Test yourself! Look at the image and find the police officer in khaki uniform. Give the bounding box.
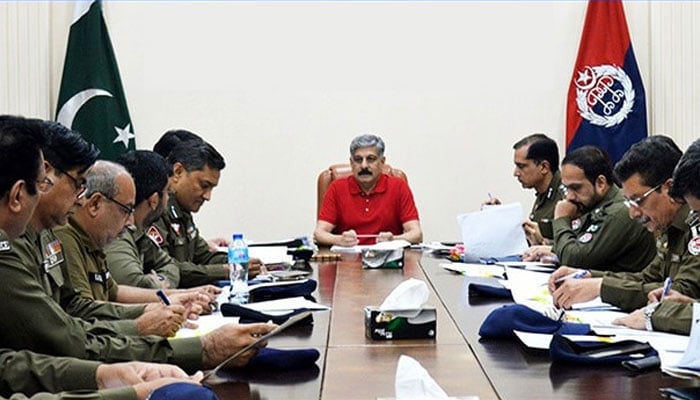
[0,116,201,399]
[525,146,656,272]
[614,137,700,334]
[56,162,211,335]
[485,134,564,245]
[548,137,700,314]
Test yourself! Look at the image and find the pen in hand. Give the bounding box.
[660,277,672,301]
[156,289,171,306]
[554,269,589,285]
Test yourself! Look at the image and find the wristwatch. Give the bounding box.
[644,302,660,331]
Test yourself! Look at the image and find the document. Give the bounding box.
[330,239,411,253]
[457,202,528,258]
[440,262,505,279]
[241,296,330,314]
[202,310,313,383]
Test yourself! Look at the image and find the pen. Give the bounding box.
[156,289,171,306]
[554,269,589,284]
[660,277,672,301]
[488,192,493,201]
[356,234,380,238]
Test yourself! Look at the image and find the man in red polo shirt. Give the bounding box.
[314,134,423,247]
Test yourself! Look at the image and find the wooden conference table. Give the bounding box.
[212,251,696,399]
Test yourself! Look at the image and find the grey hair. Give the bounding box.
[349,134,385,157]
[85,160,131,199]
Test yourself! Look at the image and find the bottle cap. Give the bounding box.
[232,233,243,240]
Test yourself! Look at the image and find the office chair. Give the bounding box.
[316,163,408,217]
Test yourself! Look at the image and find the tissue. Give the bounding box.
[395,355,449,400]
[365,279,437,340]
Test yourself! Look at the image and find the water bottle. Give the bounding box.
[228,233,249,304]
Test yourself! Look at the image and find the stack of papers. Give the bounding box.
[440,262,505,279]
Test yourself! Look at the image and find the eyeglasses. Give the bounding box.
[35,176,54,193]
[98,192,135,216]
[687,210,700,228]
[55,166,87,198]
[623,184,662,209]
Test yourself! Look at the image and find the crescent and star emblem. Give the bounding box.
[56,88,134,147]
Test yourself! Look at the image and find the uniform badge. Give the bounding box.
[147,226,164,246]
[688,237,700,256]
[587,224,600,233]
[43,240,64,269]
[187,225,197,239]
[170,223,181,236]
[0,241,9,252]
[578,233,593,243]
[571,218,582,230]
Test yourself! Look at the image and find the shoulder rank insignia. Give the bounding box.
[147,226,164,246]
[578,232,593,243]
[169,205,179,220]
[587,224,600,233]
[688,237,700,256]
[0,241,9,252]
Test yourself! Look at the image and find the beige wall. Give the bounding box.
[2,1,699,243]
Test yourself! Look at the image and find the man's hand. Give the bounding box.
[648,287,696,305]
[522,220,544,245]
[481,197,501,207]
[554,199,579,220]
[207,237,230,252]
[612,309,646,331]
[551,277,601,309]
[96,361,203,400]
[522,245,553,262]
[376,232,394,242]
[547,266,581,293]
[248,257,264,278]
[200,323,277,369]
[339,230,359,247]
[169,291,210,319]
[135,304,187,337]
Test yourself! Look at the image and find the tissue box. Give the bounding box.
[364,306,436,340]
[362,248,404,269]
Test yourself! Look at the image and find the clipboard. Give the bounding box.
[202,310,312,383]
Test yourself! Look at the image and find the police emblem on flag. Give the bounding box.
[574,65,635,128]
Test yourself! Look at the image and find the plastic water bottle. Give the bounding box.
[228,233,249,304]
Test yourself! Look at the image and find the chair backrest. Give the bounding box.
[316,163,408,217]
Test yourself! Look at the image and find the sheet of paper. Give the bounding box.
[497,261,556,272]
[456,202,528,258]
[330,239,411,254]
[675,303,700,369]
[241,296,330,314]
[440,262,505,279]
[174,314,239,339]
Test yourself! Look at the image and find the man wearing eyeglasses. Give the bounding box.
[55,161,214,338]
[523,146,655,272]
[547,136,700,315]
[314,134,423,246]
[612,137,700,334]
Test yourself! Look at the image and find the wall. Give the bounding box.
[3,1,699,244]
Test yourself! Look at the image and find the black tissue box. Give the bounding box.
[364,306,436,340]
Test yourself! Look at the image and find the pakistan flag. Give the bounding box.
[56,0,135,160]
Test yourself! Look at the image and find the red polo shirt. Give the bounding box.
[318,174,420,245]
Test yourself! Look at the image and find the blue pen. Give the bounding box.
[156,289,171,306]
[554,269,589,284]
[660,277,672,301]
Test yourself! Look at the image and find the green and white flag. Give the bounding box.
[56,0,135,160]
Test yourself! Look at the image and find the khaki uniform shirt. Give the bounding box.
[0,348,136,400]
[13,226,141,334]
[530,171,564,225]
[551,185,656,273]
[105,226,181,289]
[595,204,700,311]
[152,196,228,267]
[54,218,120,302]
[0,229,203,372]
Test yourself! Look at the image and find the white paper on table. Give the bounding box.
[503,266,552,313]
[456,202,528,258]
[440,262,505,279]
[497,261,556,272]
[675,303,700,369]
[174,314,239,339]
[241,296,330,315]
[570,298,619,311]
[331,239,411,254]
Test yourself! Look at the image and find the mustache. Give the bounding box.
[635,215,651,225]
[358,169,372,176]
